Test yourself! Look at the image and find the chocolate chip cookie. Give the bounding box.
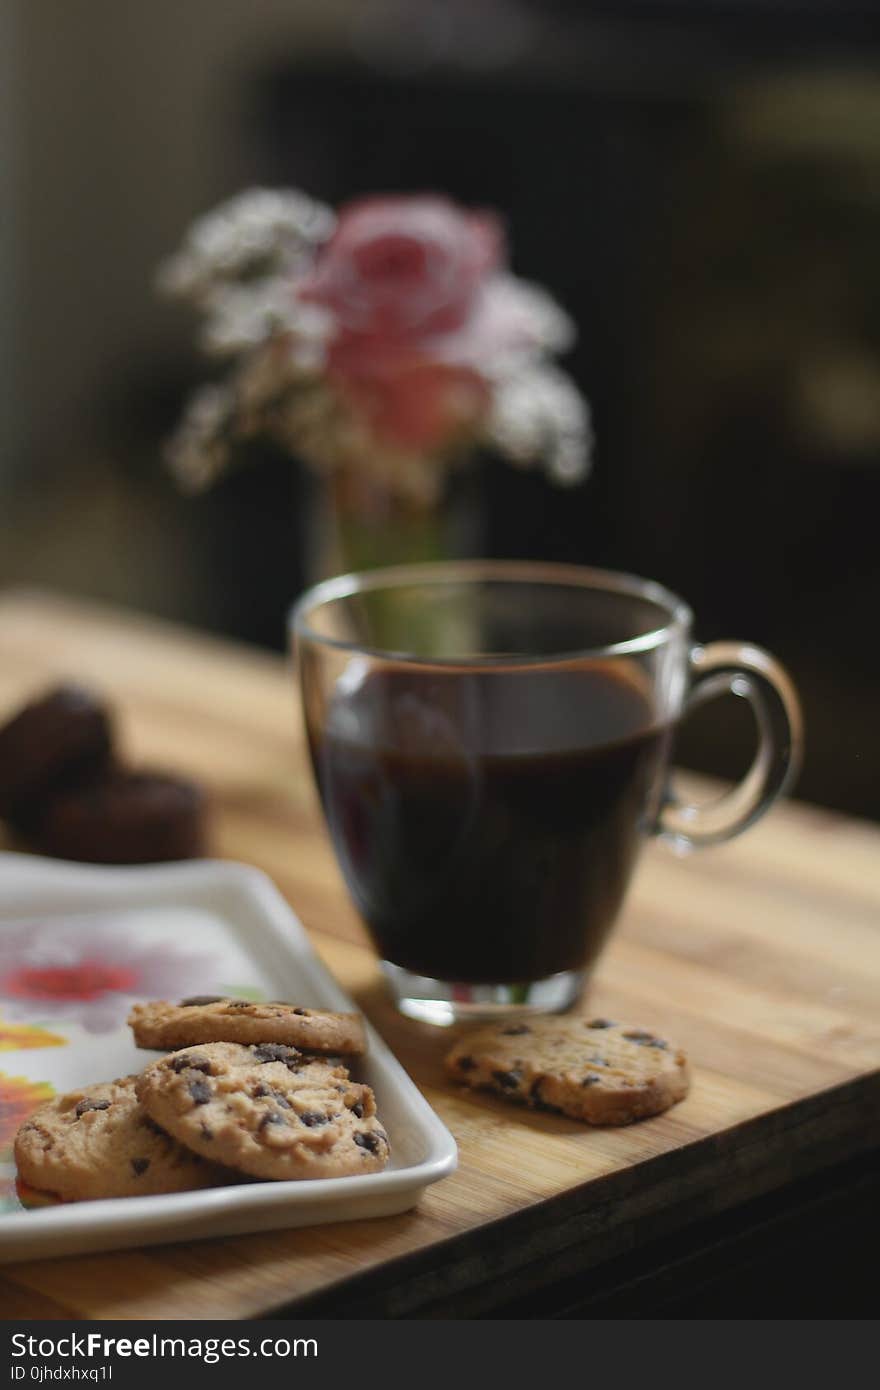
[129,998,366,1056]
[13,1076,233,1202]
[445,1016,689,1125]
[135,1042,390,1180]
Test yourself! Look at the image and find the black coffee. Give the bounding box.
[306,664,671,984]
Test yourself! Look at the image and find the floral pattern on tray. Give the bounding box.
[0,896,284,1221]
[1,1072,55,1160]
[0,920,215,1033]
[0,1015,66,1052]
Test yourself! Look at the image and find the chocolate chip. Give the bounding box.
[253,1043,301,1065]
[623,1029,665,1047]
[354,1131,381,1153]
[253,1083,290,1108]
[131,1157,150,1176]
[350,1102,364,1119]
[258,1111,286,1131]
[586,1018,614,1029]
[299,1111,329,1127]
[75,1098,110,1117]
[292,1008,309,1016]
[140,1115,166,1137]
[170,1053,212,1074]
[188,1079,212,1105]
[529,1079,561,1114]
[456,1055,476,1073]
[491,1069,522,1090]
[581,1074,601,1086]
[179,995,226,1006]
[500,1025,531,1036]
[227,1000,251,1009]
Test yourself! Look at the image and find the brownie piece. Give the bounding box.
[30,768,207,864]
[0,684,113,828]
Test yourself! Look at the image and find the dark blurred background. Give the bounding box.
[2,0,879,819]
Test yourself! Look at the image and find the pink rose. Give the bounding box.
[300,194,503,338]
[298,195,503,450]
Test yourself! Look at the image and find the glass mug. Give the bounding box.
[292,561,802,1024]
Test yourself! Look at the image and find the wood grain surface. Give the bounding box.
[0,588,877,1319]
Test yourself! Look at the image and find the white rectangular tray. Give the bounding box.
[0,852,457,1262]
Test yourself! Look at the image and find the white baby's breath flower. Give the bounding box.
[485,364,593,485]
[484,276,577,361]
[427,274,577,377]
[164,383,235,493]
[198,279,297,355]
[157,188,336,302]
[198,280,334,364]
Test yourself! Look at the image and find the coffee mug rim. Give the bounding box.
[290,559,693,667]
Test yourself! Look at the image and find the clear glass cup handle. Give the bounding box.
[656,641,804,852]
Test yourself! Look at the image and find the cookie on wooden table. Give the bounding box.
[13,1076,233,1202]
[129,997,367,1056]
[445,1016,689,1125]
[0,684,113,827]
[136,1042,389,1181]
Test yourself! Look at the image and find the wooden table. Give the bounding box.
[0,589,878,1319]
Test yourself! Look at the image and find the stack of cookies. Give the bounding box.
[14,997,389,1204]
